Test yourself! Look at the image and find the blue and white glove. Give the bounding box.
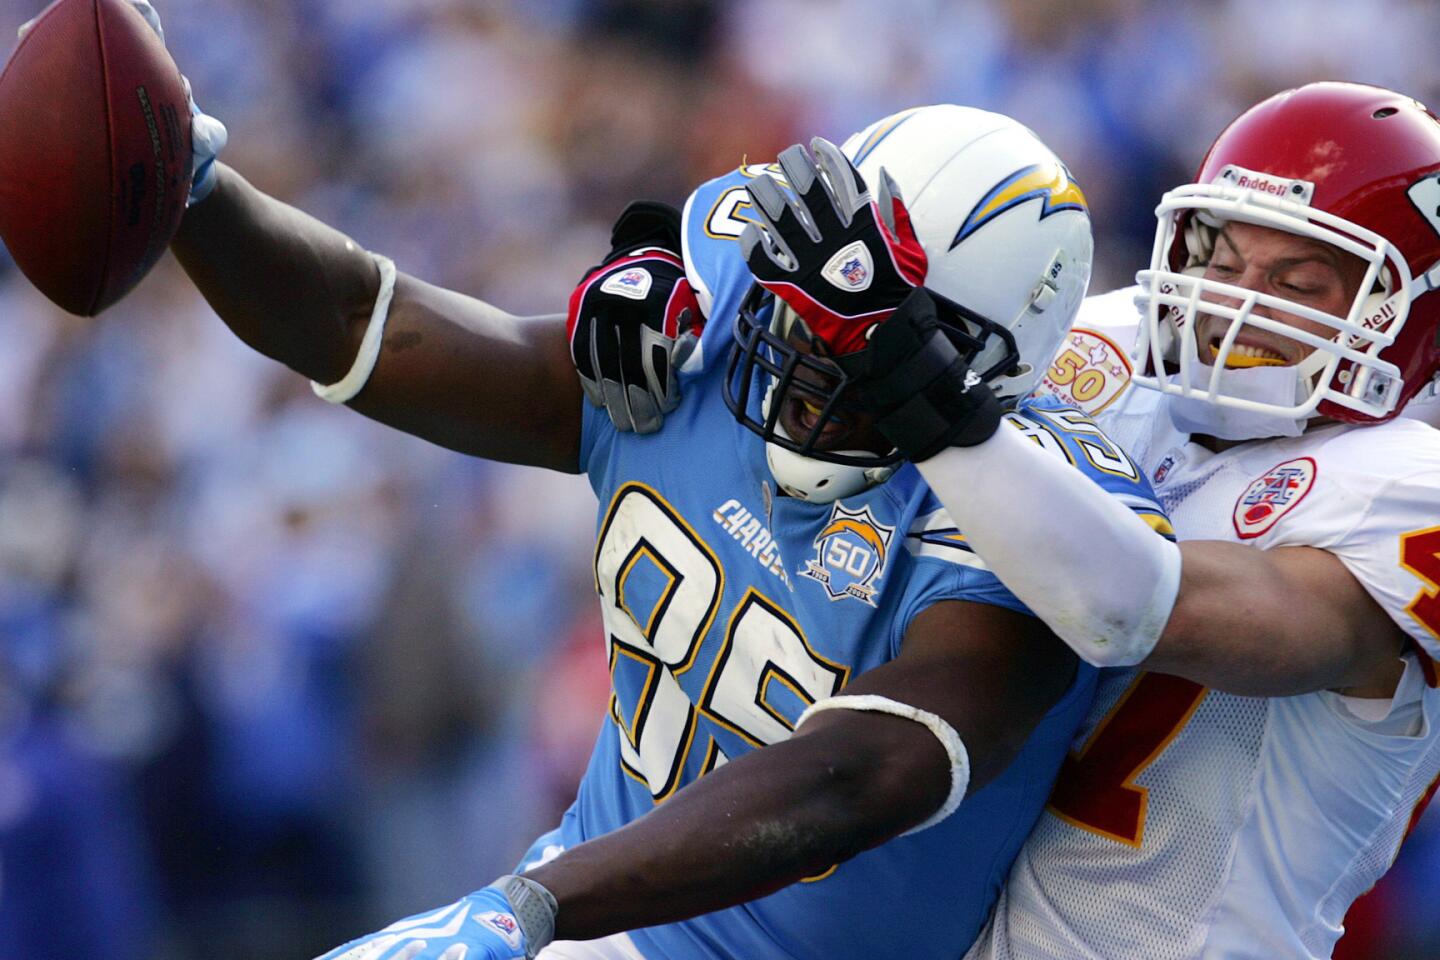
[316,876,558,960]
[20,1,229,205]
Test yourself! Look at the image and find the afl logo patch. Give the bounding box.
[1038,328,1132,415]
[601,268,653,300]
[1233,457,1316,540]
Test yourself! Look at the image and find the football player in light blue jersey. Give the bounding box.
[540,108,1171,960]
[143,3,1169,948]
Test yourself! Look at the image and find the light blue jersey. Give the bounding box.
[518,169,1173,960]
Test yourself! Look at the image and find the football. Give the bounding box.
[0,0,192,316]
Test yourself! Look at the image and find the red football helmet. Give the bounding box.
[1133,82,1440,428]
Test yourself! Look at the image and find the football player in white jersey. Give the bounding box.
[627,81,1440,958]
[856,82,1440,959]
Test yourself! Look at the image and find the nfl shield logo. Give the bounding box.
[822,241,875,292]
[839,257,868,287]
[477,911,523,950]
[1152,451,1181,486]
[1233,457,1317,539]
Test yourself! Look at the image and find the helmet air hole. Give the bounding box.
[1373,107,1398,119]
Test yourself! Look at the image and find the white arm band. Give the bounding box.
[311,254,398,405]
[916,421,1182,667]
[797,694,969,836]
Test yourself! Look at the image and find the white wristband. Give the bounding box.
[312,254,398,405]
[797,693,970,835]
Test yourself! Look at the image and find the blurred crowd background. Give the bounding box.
[1,0,1439,957]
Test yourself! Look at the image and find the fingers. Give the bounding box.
[592,320,633,431]
[809,137,869,227]
[590,319,680,434]
[744,138,872,282]
[875,167,905,237]
[636,322,681,423]
[625,386,663,435]
[773,144,827,241]
[600,378,634,433]
[875,166,928,286]
[187,94,230,205]
[573,317,608,408]
[669,310,700,379]
[577,372,606,410]
[742,176,803,275]
[319,933,401,960]
[594,318,644,433]
[618,311,675,434]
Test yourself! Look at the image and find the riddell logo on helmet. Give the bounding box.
[1235,175,1288,196]
[1214,165,1315,204]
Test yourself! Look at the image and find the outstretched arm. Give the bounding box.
[172,166,583,471]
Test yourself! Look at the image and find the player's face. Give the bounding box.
[1196,221,1369,367]
[778,323,891,456]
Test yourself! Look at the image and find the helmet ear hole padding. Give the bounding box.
[1182,214,1218,277]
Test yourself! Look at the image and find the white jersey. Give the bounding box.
[972,288,1440,960]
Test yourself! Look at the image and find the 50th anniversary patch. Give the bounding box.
[801,503,895,606]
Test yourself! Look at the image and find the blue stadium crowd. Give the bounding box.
[1,1,1438,957]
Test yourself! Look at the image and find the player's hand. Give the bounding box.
[568,201,702,435]
[315,877,556,960]
[741,137,927,355]
[18,1,229,205]
[834,287,1004,460]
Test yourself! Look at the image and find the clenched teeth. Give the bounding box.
[1210,342,1288,368]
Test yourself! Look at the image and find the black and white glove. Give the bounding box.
[740,137,927,355]
[835,288,1004,461]
[567,201,702,434]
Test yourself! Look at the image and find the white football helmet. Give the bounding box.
[725,104,1095,502]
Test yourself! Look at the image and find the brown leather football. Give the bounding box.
[0,0,192,315]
